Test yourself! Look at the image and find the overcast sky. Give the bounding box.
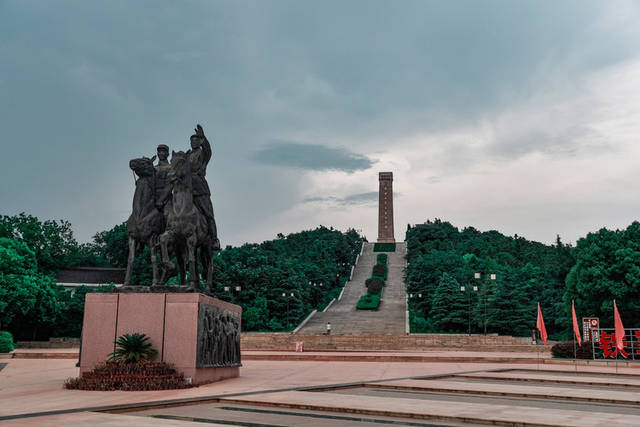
[2,1,640,246]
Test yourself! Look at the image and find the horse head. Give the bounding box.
[168,150,191,183]
[129,156,156,179]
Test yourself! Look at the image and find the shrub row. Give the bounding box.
[356,293,381,310]
[365,277,384,295]
[376,253,388,264]
[373,243,396,252]
[358,253,389,310]
[551,341,594,359]
[0,331,15,353]
[372,263,388,280]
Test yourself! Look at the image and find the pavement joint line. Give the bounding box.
[151,414,285,427]
[362,383,640,406]
[216,406,450,427]
[456,373,640,388]
[216,396,554,427]
[0,367,502,421]
[507,367,640,377]
[354,388,640,412]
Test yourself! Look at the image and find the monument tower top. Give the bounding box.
[377,172,395,243]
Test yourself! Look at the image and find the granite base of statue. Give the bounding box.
[80,292,241,385]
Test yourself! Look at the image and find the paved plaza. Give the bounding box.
[2,352,640,426]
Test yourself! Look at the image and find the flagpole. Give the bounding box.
[572,300,577,372]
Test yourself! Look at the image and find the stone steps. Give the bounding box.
[296,242,407,335]
[242,333,545,352]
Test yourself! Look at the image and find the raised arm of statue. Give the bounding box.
[194,124,212,172]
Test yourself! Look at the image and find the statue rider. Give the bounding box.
[154,144,171,208]
[188,124,220,251]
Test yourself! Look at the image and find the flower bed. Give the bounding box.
[64,361,194,391]
[372,263,388,280]
[365,277,384,294]
[551,341,593,359]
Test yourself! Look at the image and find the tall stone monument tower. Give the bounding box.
[377,172,395,243]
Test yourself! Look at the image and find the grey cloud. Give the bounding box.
[1,1,638,244]
[304,191,378,206]
[252,142,374,172]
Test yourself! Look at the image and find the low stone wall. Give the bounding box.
[17,337,81,349]
[241,333,541,352]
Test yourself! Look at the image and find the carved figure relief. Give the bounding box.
[197,303,241,367]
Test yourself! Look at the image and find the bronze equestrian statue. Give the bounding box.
[126,124,219,290]
[158,124,219,291]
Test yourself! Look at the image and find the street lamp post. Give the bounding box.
[460,284,478,336]
[282,292,295,329]
[474,272,496,335]
[223,285,242,302]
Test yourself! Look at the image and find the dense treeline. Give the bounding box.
[210,227,363,331]
[0,213,363,339]
[3,211,640,341]
[406,220,574,338]
[406,219,640,338]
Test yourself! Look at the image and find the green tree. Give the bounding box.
[0,237,62,339]
[564,222,640,327]
[0,213,78,273]
[431,273,467,332]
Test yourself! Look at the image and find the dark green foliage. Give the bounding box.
[430,273,468,332]
[71,222,152,285]
[372,263,387,279]
[551,341,593,359]
[356,293,381,310]
[0,213,78,273]
[0,237,62,340]
[0,331,15,352]
[108,333,158,364]
[209,226,364,331]
[0,212,363,337]
[487,264,539,336]
[374,243,396,252]
[376,253,388,264]
[406,220,575,336]
[53,285,115,337]
[366,277,384,295]
[564,222,640,327]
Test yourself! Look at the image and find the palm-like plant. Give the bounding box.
[108,333,158,364]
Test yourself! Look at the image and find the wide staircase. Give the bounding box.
[296,242,407,335]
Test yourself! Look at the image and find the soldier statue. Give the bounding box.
[154,144,171,208]
[188,125,220,251]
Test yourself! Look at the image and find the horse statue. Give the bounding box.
[124,156,166,286]
[159,150,215,292]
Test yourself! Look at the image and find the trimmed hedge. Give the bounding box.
[372,263,388,279]
[551,341,593,359]
[366,277,384,294]
[376,253,388,265]
[0,331,15,353]
[373,243,396,252]
[356,293,381,310]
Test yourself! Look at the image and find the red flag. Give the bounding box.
[613,300,625,351]
[536,303,548,345]
[571,300,582,346]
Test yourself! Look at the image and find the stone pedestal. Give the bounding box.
[80,293,241,385]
